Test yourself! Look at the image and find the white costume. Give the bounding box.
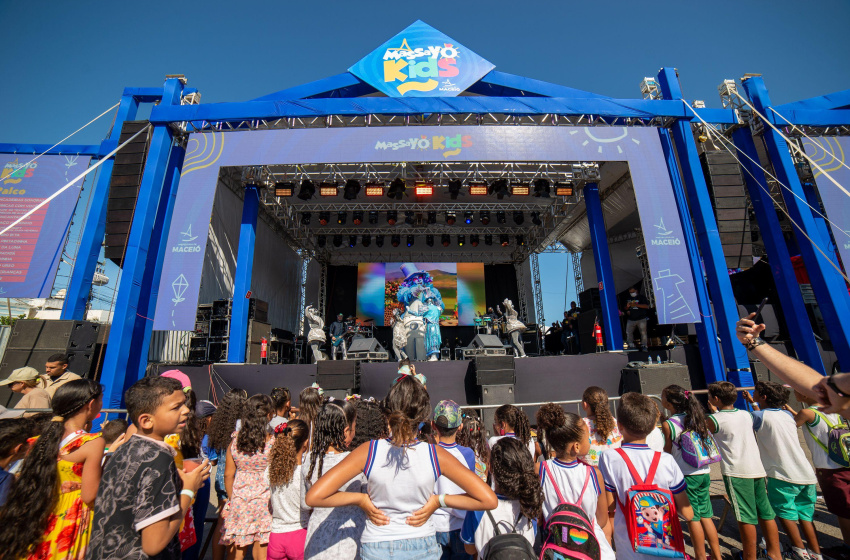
[305,305,327,362]
[391,308,409,362]
[502,298,527,358]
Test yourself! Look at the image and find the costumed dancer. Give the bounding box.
[397,263,444,361]
[390,308,409,362]
[304,305,327,362]
[501,298,527,358]
[423,296,443,361]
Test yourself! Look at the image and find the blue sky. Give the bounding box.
[1,0,848,323]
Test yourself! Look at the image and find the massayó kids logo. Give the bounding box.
[375,134,472,158]
[1,158,36,187]
[381,39,461,96]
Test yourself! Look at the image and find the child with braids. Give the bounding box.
[267,419,310,560]
[306,375,496,560]
[580,386,622,467]
[0,379,105,560]
[222,394,275,560]
[536,403,615,559]
[460,437,541,557]
[661,384,722,560]
[457,414,490,482]
[488,404,536,459]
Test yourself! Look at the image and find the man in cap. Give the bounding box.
[40,353,81,399]
[1,366,51,414]
[432,400,476,559]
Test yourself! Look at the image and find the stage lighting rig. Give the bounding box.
[297,179,315,200]
[496,211,506,224]
[387,177,406,200]
[333,235,343,248]
[513,211,524,225]
[348,235,357,248]
[365,182,384,196]
[362,234,371,247]
[352,210,364,225]
[531,211,542,226]
[387,211,398,225]
[517,235,525,246]
[511,183,530,196]
[406,235,415,247]
[320,182,339,197]
[489,178,509,199]
[554,182,574,196]
[480,211,490,225]
[415,181,434,197]
[318,211,330,226]
[376,235,385,247]
[533,178,550,198]
[301,212,311,225]
[446,212,456,225]
[391,235,401,247]
[464,211,474,225]
[337,211,347,225]
[470,234,479,247]
[404,211,415,225]
[441,234,451,247]
[274,182,295,197]
[343,179,361,200]
[447,179,462,200]
[426,234,434,247]
[484,234,493,246]
[427,211,437,225]
[457,235,465,247]
[468,182,488,196]
[368,211,379,225]
[500,234,510,247]
[317,235,326,248]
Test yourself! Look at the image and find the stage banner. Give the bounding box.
[154,126,701,329]
[0,155,90,298]
[802,137,850,272]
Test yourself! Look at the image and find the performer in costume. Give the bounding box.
[328,313,347,360]
[390,308,409,362]
[396,263,444,361]
[423,296,443,361]
[304,305,326,362]
[501,298,527,358]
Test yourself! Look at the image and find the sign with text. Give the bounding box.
[0,154,89,297]
[803,137,850,274]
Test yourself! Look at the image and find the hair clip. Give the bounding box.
[345,394,361,401]
[274,422,291,435]
[684,390,692,400]
[310,382,324,396]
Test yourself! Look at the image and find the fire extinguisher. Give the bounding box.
[593,320,603,352]
[261,337,268,364]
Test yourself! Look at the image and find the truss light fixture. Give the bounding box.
[470,234,479,247]
[427,211,437,225]
[333,235,343,248]
[300,212,311,226]
[297,178,315,200]
[368,210,379,224]
[337,211,347,225]
[318,211,330,226]
[464,211,474,225]
[554,182,574,196]
[404,211,415,225]
[496,211,506,224]
[500,234,510,247]
[531,211,542,226]
[319,182,339,197]
[426,234,434,247]
[362,234,371,247]
[375,235,385,248]
[391,234,401,247]
[365,182,385,197]
[511,183,530,196]
[446,212,456,225]
[414,181,434,197]
[343,179,361,200]
[447,179,462,200]
[387,210,398,225]
[533,178,550,198]
[274,182,295,197]
[348,235,357,248]
[317,235,326,248]
[387,177,406,200]
[352,210,364,225]
[406,235,415,247]
[468,182,488,196]
[517,235,526,246]
[457,235,465,247]
[484,234,493,246]
[480,211,490,225]
[490,178,510,200]
[513,211,524,225]
[441,234,451,247]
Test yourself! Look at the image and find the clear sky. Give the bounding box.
[1,0,848,323]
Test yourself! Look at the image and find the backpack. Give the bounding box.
[482,510,536,560]
[806,409,850,468]
[539,461,602,560]
[615,449,686,558]
[668,416,721,469]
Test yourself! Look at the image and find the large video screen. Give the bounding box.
[356,262,486,326]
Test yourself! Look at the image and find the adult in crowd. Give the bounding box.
[623,286,651,351]
[1,366,51,414]
[39,353,81,399]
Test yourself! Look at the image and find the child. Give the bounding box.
[746,381,821,560]
[268,419,310,560]
[87,376,211,560]
[461,438,540,557]
[0,417,31,506]
[580,386,623,466]
[297,386,323,430]
[100,418,129,463]
[660,385,722,560]
[536,403,614,560]
[350,398,389,449]
[303,399,364,560]
[270,387,291,430]
[599,392,706,560]
[222,394,275,560]
[0,379,105,559]
[457,414,490,483]
[432,400,477,560]
[488,404,536,459]
[306,375,497,560]
[707,381,782,560]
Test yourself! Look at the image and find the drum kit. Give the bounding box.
[474,313,502,336]
[343,316,374,340]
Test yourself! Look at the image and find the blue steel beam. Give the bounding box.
[659,128,726,384]
[657,68,752,389]
[0,144,100,156]
[469,70,612,99]
[228,185,260,363]
[61,94,140,320]
[583,182,623,351]
[775,90,850,113]
[99,78,183,409]
[742,76,850,370]
[123,86,197,103]
[732,128,825,374]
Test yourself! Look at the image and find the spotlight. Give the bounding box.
[275,182,295,197]
[554,182,574,196]
[301,212,311,225]
[426,234,434,247]
[489,178,509,199]
[496,211,506,224]
[333,235,342,248]
[446,212,456,225]
[404,211,415,225]
[464,211,474,225]
[391,234,401,247]
[427,211,437,225]
[414,181,434,196]
[531,211,542,226]
[441,234,451,247]
[480,211,490,225]
[470,234,479,247]
[513,211,524,225]
[297,178,315,200]
[406,235,415,247]
[517,235,525,246]
[348,235,357,248]
[387,211,398,225]
[318,211,330,226]
[500,234,510,247]
[337,211,347,225]
[353,210,363,225]
[469,182,488,195]
[343,179,361,200]
[448,179,462,200]
[387,177,406,200]
[511,183,530,196]
[457,235,465,247]
[365,182,384,196]
[361,234,371,247]
[319,182,338,197]
[317,235,326,248]
[368,211,379,224]
[533,178,550,198]
[484,234,493,246]
[375,235,385,248]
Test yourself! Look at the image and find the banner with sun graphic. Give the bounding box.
[803,137,850,273]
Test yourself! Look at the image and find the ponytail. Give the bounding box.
[663,384,711,445]
[536,404,585,458]
[308,400,357,479]
[582,386,615,440]
[268,419,309,486]
[493,404,531,446]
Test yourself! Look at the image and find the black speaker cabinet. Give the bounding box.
[8,320,100,351]
[620,363,691,396]
[474,355,515,385]
[317,360,359,390]
[481,384,515,439]
[348,338,384,353]
[470,334,503,349]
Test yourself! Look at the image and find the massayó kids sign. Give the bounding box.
[348,20,495,97]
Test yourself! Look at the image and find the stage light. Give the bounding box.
[337,211,347,225]
[343,179,361,200]
[317,235,326,248]
[426,234,434,247]
[441,234,451,247]
[500,234,510,247]
[446,212,456,225]
[318,211,330,226]
[362,234,371,247]
[457,235,465,247]
[320,182,338,197]
[365,183,384,196]
[415,181,434,197]
[352,210,363,225]
[496,211,506,224]
[513,211,524,225]
[387,177,406,200]
[375,235,385,248]
[387,210,398,225]
[469,182,488,196]
[297,179,315,200]
[301,212,311,225]
[427,211,437,225]
[333,235,342,248]
[368,211,378,224]
[484,234,493,246]
[517,235,526,246]
[490,178,509,199]
[511,183,530,196]
[555,182,574,196]
[391,235,401,247]
[533,178,550,198]
[404,211,415,225]
[275,182,295,197]
[348,235,357,248]
[531,211,542,226]
[470,234,479,247]
[463,211,474,225]
[406,235,415,247]
[448,179,462,200]
[480,210,490,225]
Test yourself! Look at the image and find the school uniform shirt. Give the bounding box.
[539,459,615,560]
[665,414,711,477]
[598,443,686,560]
[752,408,817,485]
[488,433,536,459]
[708,408,766,478]
[461,495,536,558]
[433,442,477,533]
[646,427,665,452]
[802,406,845,470]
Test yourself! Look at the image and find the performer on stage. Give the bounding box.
[396,263,444,361]
[501,298,527,358]
[390,308,409,362]
[423,296,443,361]
[328,312,348,360]
[484,306,498,335]
[304,305,326,362]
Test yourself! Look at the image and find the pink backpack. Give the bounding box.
[539,461,602,560]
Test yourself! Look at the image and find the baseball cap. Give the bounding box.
[434,400,462,429]
[0,366,41,386]
[160,370,192,391]
[0,404,25,419]
[195,400,217,419]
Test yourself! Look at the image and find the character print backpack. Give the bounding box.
[482,510,537,560]
[539,461,602,560]
[615,449,686,558]
[668,416,721,469]
[806,409,850,468]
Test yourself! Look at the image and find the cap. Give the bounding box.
[0,404,25,419]
[0,366,41,386]
[160,370,192,390]
[433,399,462,429]
[195,400,217,419]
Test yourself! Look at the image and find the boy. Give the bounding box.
[86,376,210,560]
[432,400,476,560]
[100,418,129,463]
[599,392,706,560]
[0,417,32,506]
[707,381,783,560]
[745,381,821,560]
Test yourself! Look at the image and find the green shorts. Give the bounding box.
[766,478,817,522]
[723,475,775,525]
[685,474,714,520]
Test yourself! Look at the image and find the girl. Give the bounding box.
[660,385,722,560]
[536,403,614,559]
[0,379,105,560]
[302,399,363,560]
[460,438,540,557]
[456,414,490,483]
[306,375,497,560]
[182,390,212,560]
[268,419,310,560]
[222,394,275,560]
[488,404,536,459]
[580,386,622,466]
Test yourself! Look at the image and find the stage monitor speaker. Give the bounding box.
[474,355,515,385]
[348,338,385,353]
[619,363,690,396]
[317,360,359,390]
[470,335,503,349]
[481,384,515,439]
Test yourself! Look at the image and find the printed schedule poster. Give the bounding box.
[0,155,90,297]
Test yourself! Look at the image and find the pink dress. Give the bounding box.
[221,433,273,546]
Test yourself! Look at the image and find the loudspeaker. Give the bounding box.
[474,356,515,385]
[348,338,384,353]
[579,288,601,311]
[0,349,60,379]
[470,335,503,349]
[619,363,691,396]
[9,320,100,350]
[481,384,515,439]
[578,310,599,354]
[317,360,358,390]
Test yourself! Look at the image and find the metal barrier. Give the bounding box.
[16,408,130,421]
[460,395,663,420]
